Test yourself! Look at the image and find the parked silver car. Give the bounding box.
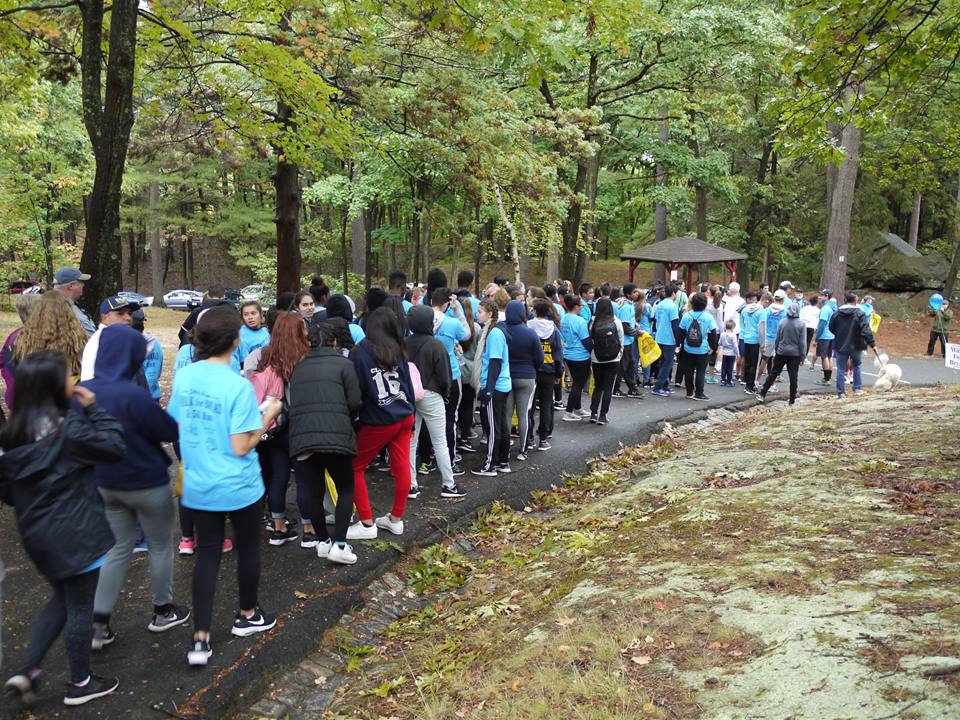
[163,289,204,310]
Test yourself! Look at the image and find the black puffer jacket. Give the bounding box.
[405,305,451,401]
[288,346,362,457]
[0,404,126,581]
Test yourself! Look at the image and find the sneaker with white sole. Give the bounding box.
[316,539,333,558]
[231,607,276,637]
[346,521,377,540]
[375,514,404,536]
[575,408,591,418]
[562,411,581,422]
[300,532,319,548]
[63,675,119,706]
[187,639,212,666]
[408,484,421,499]
[148,604,190,633]
[537,440,552,451]
[441,484,466,498]
[328,543,357,565]
[91,625,115,650]
[268,529,298,546]
[4,672,40,706]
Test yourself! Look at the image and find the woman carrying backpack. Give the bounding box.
[587,298,624,425]
[678,292,719,401]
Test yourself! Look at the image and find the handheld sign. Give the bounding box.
[946,343,960,371]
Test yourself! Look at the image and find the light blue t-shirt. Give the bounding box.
[653,299,679,346]
[553,302,566,318]
[447,295,480,319]
[761,305,789,343]
[817,302,836,340]
[617,301,637,346]
[679,310,717,354]
[238,325,270,365]
[638,304,654,334]
[167,361,264,512]
[435,314,469,380]
[143,336,163,400]
[402,299,413,314]
[480,326,511,393]
[175,344,241,376]
[859,303,874,320]
[349,323,366,345]
[560,312,590,361]
[579,302,593,323]
[740,305,763,344]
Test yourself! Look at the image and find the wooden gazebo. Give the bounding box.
[620,236,748,288]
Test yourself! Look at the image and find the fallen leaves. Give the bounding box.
[631,655,652,666]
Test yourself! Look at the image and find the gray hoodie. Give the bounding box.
[774,303,807,357]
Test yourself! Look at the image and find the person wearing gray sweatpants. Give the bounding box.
[80,323,191,649]
[409,390,459,496]
[508,378,537,458]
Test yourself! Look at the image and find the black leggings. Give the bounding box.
[483,390,511,466]
[191,499,263,633]
[763,355,802,401]
[300,453,354,544]
[742,343,761,391]
[564,359,591,412]
[533,372,556,441]
[445,379,461,463]
[458,381,476,440]
[590,362,618,416]
[683,353,709,397]
[25,569,99,683]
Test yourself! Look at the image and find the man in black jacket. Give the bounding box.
[828,291,876,398]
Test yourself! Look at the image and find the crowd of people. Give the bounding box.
[0,264,890,707]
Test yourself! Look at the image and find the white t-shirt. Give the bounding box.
[800,304,820,330]
[721,295,745,333]
[80,324,106,381]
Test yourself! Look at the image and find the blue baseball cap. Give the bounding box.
[54,267,91,284]
[100,295,139,315]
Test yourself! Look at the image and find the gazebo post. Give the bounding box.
[723,260,738,281]
[686,263,694,292]
[627,259,639,282]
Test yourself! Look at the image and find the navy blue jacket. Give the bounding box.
[350,338,416,426]
[80,325,178,490]
[500,300,544,381]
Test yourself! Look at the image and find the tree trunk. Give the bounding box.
[546,241,559,283]
[820,91,862,298]
[944,170,960,299]
[654,107,670,283]
[186,235,195,290]
[339,208,349,293]
[908,191,922,248]
[740,139,773,287]
[274,100,301,293]
[148,181,164,306]
[493,183,520,285]
[77,0,139,315]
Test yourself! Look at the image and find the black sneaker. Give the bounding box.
[91,625,115,650]
[456,441,476,453]
[553,401,566,410]
[231,607,277,637]
[441,484,467,498]
[408,484,421,499]
[537,440,552,451]
[472,463,498,477]
[451,463,466,477]
[268,529,298,546]
[756,391,766,403]
[264,517,297,531]
[148,605,190,633]
[63,675,119,706]
[589,414,598,423]
[628,389,643,398]
[187,639,212,666]
[375,459,391,473]
[5,672,40,707]
[300,532,319,548]
[693,394,710,401]
[612,390,625,398]
[497,463,512,474]
[597,415,609,425]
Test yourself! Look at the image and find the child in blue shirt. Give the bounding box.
[677,292,719,400]
[238,302,270,366]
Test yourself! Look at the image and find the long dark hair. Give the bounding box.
[381,295,408,335]
[194,306,241,360]
[592,297,615,325]
[0,350,70,450]
[364,307,405,371]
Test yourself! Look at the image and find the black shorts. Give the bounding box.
[815,339,834,358]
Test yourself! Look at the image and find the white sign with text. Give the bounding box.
[946,343,960,370]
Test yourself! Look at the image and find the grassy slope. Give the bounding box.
[323,388,960,719]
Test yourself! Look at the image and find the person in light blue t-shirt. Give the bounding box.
[578,283,595,323]
[237,302,270,366]
[167,305,280,666]
[559,295,592,420]
[815,291,837,385]
[651,285,681,396]
[677,292,719,400]
[473,299,512,476]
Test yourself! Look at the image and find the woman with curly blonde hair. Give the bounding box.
[13,292,88,377]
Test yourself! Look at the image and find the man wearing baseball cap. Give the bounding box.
[80,295,140,381]
[53,266,96,335]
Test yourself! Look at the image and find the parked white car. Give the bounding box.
[163,289,204,310]
[118,291,154,307]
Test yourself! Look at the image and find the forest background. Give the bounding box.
[1,0,960,313]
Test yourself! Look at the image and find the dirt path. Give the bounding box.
[284,388,960,720]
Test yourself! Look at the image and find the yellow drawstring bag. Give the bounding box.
[870,312,881,334]
[174,462,184,498]
[638,332,662,368]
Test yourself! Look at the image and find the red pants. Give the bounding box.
[352,416,414,522]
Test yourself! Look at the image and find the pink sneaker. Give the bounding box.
[178,538,195,556]
[222,538,233,553]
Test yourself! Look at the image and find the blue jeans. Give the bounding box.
[654,344,676,392]
[835,350,862,394]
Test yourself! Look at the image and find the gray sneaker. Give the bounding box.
[148,605,191,633]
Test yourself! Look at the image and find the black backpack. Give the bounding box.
[592,321,621,361]
[686,313,703,347]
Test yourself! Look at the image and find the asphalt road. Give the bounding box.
[1,355,956,719]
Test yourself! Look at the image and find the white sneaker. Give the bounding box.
[346,521,377,540]
[375,514,404,536]
[562,411,581,422]
[316,539,333,558]
[575,408,592,418]
[328,543,357,565]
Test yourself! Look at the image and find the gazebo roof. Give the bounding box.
[620,236,747,264]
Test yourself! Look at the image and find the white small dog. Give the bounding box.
[873,353,903,391]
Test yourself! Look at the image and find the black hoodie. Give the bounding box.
[829,305,875,353]
[405,305,451,401]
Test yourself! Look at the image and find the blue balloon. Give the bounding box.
[930,293,944,310]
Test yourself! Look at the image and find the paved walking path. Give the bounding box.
[0,355,956,718]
